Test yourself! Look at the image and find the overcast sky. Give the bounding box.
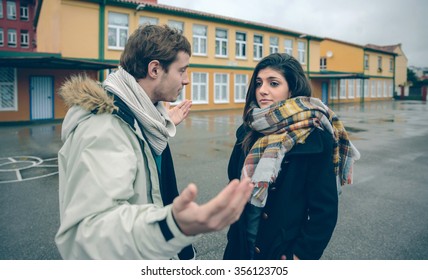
[159,0,428,68]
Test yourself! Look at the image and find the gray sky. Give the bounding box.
[159,0,428,68]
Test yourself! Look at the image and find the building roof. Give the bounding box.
[0,52,117,70]
[108,0,323,40]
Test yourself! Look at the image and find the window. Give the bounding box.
[253,34,263,60]
[235,32,246,59]
[214,73,229,103]
[20,3,28,20]
[298,41,306,64]
[383,80,388,97]
[7,1,16,20]
[192,24,207,56]
[347,79,354,98]
[7,29,16,47]
[364,54,369,69]
[0,0,3,18]
[20,30,28,48]
[388,80,393,97]
[377,56,382,72]
[0,67,17,111]
[234,74,247,102]
[320,57,327,70]
[139,16,158,25]
[108,12,128,50]
[330,79,338,99]
[168,20,184,33]
[215,28,228,57]
[284,39,293,55]
[363,79,368,98]
[0,28,3,46]
[191,72,208,104]
[356,79,361,98]
[377,79,382,97]
[339,79,346,99]
[389,58,394,72]
[371,80,376,98]
[269,36,278,54]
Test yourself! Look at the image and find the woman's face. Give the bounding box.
[255,67,290,109]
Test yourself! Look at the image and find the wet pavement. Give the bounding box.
[0,100,427,260]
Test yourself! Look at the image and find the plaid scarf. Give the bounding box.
[243,96,360,207]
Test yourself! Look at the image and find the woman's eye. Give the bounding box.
[255,81,262,87]
[270,81,279,87]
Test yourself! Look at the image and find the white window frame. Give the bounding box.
[377,79,382,97]
[339,79,346,99]
[320,57,327,70]
[215,28,228,57]
[377,56,382,70]
[389,58,394,72]
[330,79,338,99]
[0,67,18,111]
[298,41,306,64]
[284,39,293,55]
[347,79,355,99]
[168,20,184,33]
[20,3,28,20]
[191,72,208,104]
[253,34,263,60]
[192,24,207,56]
[0,28,4,46]
[383,80,388,97]
[7,29,16,47]
[235,31,247,59]
[234,74,247,103]
[139,16,158,25]
[269,36,278,54]
[371,80,376,98]
[363,79,368,98]
[364,54,369,69]
[356,79,361,98]
[108,12,129,50]
[20,30,29,48]
[6,1,16,20]
[388,80,393,97]
[214,73,229,103]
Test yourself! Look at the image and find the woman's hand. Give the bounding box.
[166,100,192,126]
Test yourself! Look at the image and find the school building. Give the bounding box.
[0,0,408,123]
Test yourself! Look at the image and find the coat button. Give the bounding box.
[262,212,268,220]
[271,186,277,191]
[254,247,261,254]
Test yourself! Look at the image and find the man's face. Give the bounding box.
[153,51,190,103]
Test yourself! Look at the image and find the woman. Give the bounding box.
[223,53,359,260]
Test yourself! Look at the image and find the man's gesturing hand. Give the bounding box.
[172,178,254,236]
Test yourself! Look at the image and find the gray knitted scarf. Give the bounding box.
[103,67,176,155]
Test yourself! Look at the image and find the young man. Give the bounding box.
[55,24,253,259]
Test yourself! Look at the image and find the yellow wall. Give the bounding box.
[364,51,394,78]
[36,0,62,53]
[320,40,364,73]
[394,46,408,86]
[60,1,100,58]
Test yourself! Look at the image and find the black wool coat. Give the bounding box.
[223,125,338,260]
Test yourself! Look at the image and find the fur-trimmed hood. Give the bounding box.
[59,75,118,142]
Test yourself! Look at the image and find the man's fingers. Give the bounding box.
[174,183,198,212]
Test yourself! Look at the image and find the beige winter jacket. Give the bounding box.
[55,76,198,259]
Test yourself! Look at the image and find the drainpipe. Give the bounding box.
[99,0,106,81]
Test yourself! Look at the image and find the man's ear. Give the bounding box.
[148,60,161,79]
